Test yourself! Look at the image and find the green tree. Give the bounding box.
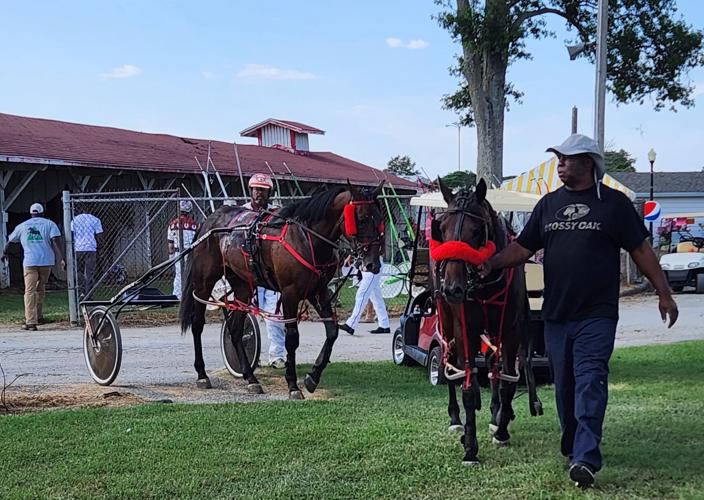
[386,155,419,176]
[441,170,477,189]
[604,149,636,172]
[436,0,704,184]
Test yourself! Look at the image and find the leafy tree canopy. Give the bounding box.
[435,0,704,182]
[386,155,419,176]
[604,149,636,172]
[441,170,477,189]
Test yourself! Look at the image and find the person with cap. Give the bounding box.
[167,200,199,299]
[242,173,287,369]
[1,203,65,331]
[71,209,103,297]
[479,134,678,488]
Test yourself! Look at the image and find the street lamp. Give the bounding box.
[446,122,462,171]
[648,148,656,238]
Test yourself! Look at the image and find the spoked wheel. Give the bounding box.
[221,312,261,378]
[83,306,122,386]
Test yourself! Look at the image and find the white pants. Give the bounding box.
[345,267,389,330]
[258,287,286,362]
[173,256,183,299]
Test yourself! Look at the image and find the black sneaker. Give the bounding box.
[369,327,391,334]
[569,462,595,488]
[338,324,354,335]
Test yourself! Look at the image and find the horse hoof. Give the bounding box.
[247,383,264,394]
[492,436,511,446]
[448,424,463,433]
[462,458,481,467]
[488,423,498,436]
[196,378,212,389]
[289,390,305,400]
[304,375,318,393]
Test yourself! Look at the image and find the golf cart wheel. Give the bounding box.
[428,346,442,386]
[392,328,413,366]
[83,306,122,386]
[221,312,261,377]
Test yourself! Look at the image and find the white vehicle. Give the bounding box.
[659,235,704,293]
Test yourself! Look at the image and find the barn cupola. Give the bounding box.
[240,118,325,154]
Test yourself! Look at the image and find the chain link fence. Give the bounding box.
[63,190,417,323]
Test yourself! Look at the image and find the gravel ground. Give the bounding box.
[1,292,701,406]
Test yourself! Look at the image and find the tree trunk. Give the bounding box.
[457,0,509,186]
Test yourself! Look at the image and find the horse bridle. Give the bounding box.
[434,198,499,295]
[342,199,385,261]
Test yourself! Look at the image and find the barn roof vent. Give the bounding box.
[240,118,324,154]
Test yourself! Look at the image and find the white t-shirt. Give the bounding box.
[71,213,103,252]
[242,201,278,211]
[7,217,61,267]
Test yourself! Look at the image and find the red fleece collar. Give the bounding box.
[344,203,357,236]
[429,239,496,266]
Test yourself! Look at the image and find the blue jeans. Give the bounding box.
[544,318,617,471]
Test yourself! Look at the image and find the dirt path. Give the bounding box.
[1,293,701,410]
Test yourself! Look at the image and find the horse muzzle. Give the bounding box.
[442,284,465,304]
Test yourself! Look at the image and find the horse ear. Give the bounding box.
[475,178,487,204]
[438,177,454,205]
[347,179,361,200]
[371,180,385,199]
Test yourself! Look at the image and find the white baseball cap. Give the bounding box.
[179,200,193,213]
[30,203,44,214]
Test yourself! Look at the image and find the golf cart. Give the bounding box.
[392,189,549,385]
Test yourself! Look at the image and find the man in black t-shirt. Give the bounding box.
[480,134,678,488]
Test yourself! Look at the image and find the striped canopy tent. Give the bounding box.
[501,157,636,200]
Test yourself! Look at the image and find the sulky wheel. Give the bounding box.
[221,312,261,378]
[83,306,122,386]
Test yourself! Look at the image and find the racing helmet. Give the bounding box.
[179,200,193,213]
[248,173,274,190]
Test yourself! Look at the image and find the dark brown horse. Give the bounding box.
[179,182,385,399]
[432,178,529,465]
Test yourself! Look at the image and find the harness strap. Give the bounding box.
[260,223,322,277]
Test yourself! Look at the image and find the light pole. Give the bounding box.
[565,0,608,150]
[446,122,461,171]
[648,148,656,238]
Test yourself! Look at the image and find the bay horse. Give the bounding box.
[431,178,530,465]
[179,182,385,400]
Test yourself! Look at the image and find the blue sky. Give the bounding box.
[1,0,703,180]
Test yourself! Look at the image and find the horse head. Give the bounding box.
[345,180,385,274]
[432,178,498,303]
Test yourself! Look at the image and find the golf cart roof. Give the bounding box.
[410,189,541,212]
[661,212,704,219]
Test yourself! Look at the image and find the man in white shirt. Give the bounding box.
[243,173,287,369]
[71,210,103,297]
[1,203,65,331]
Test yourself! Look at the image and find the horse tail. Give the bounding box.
[179,255,195,335]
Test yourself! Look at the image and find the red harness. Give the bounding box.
[430,237,513,389]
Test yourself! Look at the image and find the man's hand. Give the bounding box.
[60,259,66,271]
[658,294,678,328]
[478,260,493,279]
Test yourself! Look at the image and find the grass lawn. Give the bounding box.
[1,342,703,498]
[0,290,69,325]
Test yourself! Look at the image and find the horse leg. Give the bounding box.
[489,376,500,436]
[448,381,463,433]
[304,288,338,393]
[281,293,303,400]
[190,263,222,389]
[493,342,519,446]
[460,375,481,465]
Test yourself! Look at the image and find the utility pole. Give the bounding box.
[571,106,578,134]
[594,0,608,151]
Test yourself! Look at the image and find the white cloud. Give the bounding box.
[236,64,315,81]
[100,64,142,79]
[385,37,429,50]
